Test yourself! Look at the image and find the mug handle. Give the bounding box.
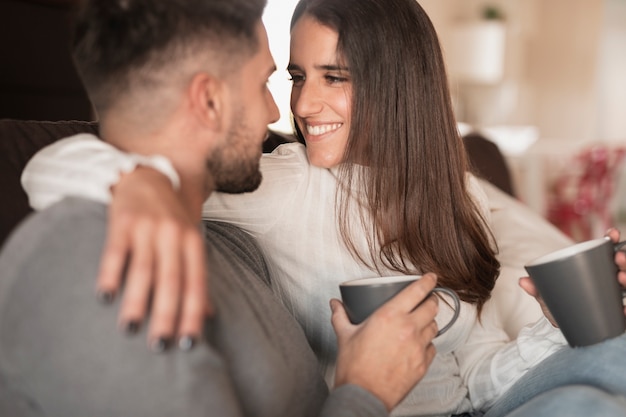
[431,287,460,337]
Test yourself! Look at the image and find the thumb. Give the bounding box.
[329,298,353,340]
[519,276,539,297]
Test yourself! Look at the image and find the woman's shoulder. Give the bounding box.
[258,142,309,180]
[263,142,307,162]
[260,142,335,181]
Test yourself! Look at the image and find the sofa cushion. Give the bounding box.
[481,179,574,337]
[0,119,98,247]
[465,132,515,197]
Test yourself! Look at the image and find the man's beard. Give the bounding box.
[207,110,263,194]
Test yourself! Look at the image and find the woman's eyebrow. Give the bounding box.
[316,64,350,71]
[286,63,350,72]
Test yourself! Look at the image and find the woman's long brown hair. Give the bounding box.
[291,0,500,314]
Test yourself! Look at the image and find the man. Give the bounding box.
[0,0,439,415]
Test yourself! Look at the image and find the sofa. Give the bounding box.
[0,118,573,336]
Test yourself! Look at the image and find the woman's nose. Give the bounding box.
[291,80,323,117]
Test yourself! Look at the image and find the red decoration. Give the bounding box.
[547,146,626,241]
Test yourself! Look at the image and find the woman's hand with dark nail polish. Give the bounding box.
[124,320,141,335]
[150,337,173,353]
[96,290,115,304]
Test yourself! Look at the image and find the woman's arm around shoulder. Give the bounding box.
[22,133,180,210]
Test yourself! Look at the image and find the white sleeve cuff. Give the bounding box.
[22,134,180,211]
[516,316,567,362]
[125,153,181,191]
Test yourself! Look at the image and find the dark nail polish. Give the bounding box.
[150,337,172,353]
[96,290,115,304]
[124,321,140,335]
[178,335,197,351]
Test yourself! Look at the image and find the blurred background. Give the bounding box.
[419,0,626,241]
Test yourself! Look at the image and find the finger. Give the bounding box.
[606,228,620,243]
[97,213,133,300]
[177,230,208,348]
[413,320,440,355]
[615,251,626,288]
[409,294,439,332]
[619,270,626,287]
[426,319,439,341]
[424,341,437,367]
[148,221,183,349]
[518,276,539,297]
[615,250,626,270]
[118,219,154,333]
[330,298,354,344]
[384,273,438,314]
[413,293,439,316]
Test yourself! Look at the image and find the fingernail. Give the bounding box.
[150,337,173,354]
[124,321,141,335]
[96,290,115,304]
[178,335,197,351]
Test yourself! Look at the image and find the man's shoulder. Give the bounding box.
[203,221,271,287]
[0,197,108,289]
[0,199,241,417]
[2,196,107,250]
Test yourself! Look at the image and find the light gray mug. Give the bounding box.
[339,275,461,336]
[524,237,626,347]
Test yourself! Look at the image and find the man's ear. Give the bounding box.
[188,72,227,131]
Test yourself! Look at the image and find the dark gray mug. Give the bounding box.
[524,237,626,347]
[339,275,460,336]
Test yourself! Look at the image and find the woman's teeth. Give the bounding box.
[306,123,341,136]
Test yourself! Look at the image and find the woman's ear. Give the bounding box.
[188,72,226,131]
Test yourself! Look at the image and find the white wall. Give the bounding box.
[596,0,626,143]
[263,0,299,133]
[523,0,602,142]
[421,0,625,145]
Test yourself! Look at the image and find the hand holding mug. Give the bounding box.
[607,228,626,299]
[330,273,440,411]
[339,274,460,336]
[518,277,557,327]
[524,233,626,347]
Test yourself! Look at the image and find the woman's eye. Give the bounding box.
[325,75,348,84]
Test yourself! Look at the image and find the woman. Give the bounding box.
[21,0,626,416]
[198,4,508,413]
